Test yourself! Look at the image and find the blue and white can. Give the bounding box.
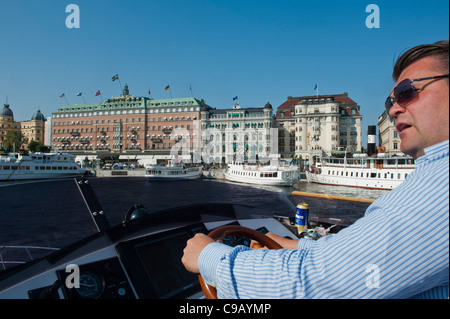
[295,203,309,232]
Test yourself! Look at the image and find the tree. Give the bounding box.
[28,140,40,152]
[3,131,27,152]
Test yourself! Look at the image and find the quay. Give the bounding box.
[90,168,226,180]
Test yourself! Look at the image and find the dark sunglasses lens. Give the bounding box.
[394,79,415,106]
[385,97,393,114]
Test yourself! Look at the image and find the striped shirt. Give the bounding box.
[198,140,449,298]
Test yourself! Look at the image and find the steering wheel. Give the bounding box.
[198,225,283,299]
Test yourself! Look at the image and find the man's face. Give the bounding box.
[389,57,449,159]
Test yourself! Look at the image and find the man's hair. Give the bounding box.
[393,40,449,82]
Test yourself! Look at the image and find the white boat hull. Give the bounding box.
[0,152,87,181]
[306,167,414,190]
[224,164,300,187]
[0,171,87,181]
[145,166,202,181]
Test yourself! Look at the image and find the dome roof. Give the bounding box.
[1,104,13,117]
[31,109,45,121]
[264,101,272,109]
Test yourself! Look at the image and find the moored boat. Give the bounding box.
[224,156,300,187]
[0,149,87,181]
[145,162,202,180]
[306,152,415,190]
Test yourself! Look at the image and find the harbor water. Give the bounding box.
[0,176,389,268]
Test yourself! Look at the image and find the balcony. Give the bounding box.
[151,137,163,143]
[70,131,80,137]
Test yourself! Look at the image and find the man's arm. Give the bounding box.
[182,233,214,274]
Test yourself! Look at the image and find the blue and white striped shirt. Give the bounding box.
[198,140,449,298]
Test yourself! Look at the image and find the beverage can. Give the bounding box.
[295,203,309,233]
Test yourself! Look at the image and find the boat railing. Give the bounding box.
[0,245,60,271]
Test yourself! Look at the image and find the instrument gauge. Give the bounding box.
[73,270,105,299]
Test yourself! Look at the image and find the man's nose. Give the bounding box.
[389,102,406,119]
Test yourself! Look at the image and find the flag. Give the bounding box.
[148,88,151,95]
[314,84,317,90]
[77,92,82,96]
[112,74,119,81]
[59,93,65,98]
[165,85,170,91]
[233,96,238,101]
[95,90,101,96]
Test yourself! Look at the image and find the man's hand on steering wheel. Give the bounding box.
[182,225,285,299]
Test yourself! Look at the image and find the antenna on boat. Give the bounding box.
[75,177,111,232]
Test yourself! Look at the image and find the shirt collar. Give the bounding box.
[416,140,449,165]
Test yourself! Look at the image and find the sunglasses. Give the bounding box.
[385,74,449,117]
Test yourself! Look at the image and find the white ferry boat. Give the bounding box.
[0,149,87,181]
[306,153,415,190]
[224,158,300,187]
[145,163,202,180]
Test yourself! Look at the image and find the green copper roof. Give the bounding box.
[53,96,209,114]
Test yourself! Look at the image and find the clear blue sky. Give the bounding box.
[0,0,448,145]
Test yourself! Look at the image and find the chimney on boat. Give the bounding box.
[367,126,376,156]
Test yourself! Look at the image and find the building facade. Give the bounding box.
[51,84,208,163]
[378,110,402,155]
[20,109,46,147]
[1,102,46,150]
[0,103,18,147]
[200,102,276,164]
[276,93,362,160]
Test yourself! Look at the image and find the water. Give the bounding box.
[0,177,388,262]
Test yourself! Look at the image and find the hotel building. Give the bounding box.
[200,102,276,164]
[276,92,362,160]
[50,84,208,163]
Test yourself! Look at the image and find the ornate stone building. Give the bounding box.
[0,101,45,149]
[276,92,362,160]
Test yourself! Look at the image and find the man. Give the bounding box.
[182,41,449,298]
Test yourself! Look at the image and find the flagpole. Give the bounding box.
[189,84,194,97]
[64,95,69,105]
[118,78,123,94]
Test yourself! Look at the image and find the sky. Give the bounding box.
[0,0,448,145]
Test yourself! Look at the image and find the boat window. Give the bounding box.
[3,166,10,170]
[371,173,376,178]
